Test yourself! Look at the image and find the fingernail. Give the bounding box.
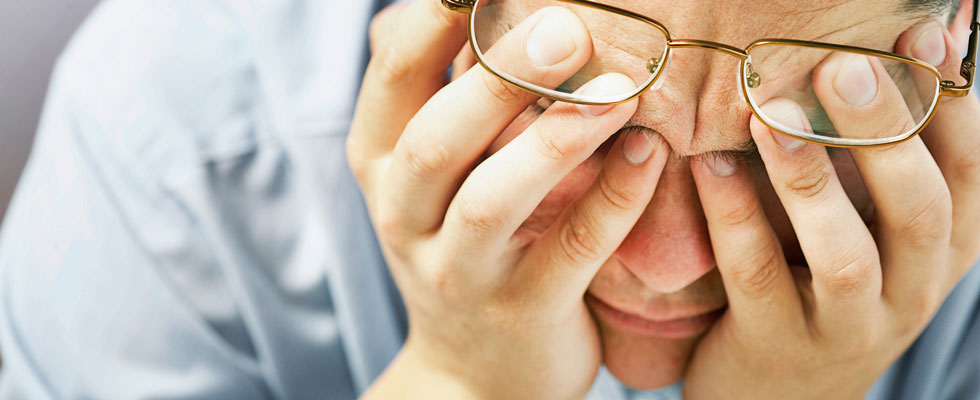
[772,131,804,151]
[526,9,577,68]
[624,130,659,165]
[833,54,878,106]
[761,100,808,152]
[576,73,635,117]
[912,24,947,66]
[704,154,736,176]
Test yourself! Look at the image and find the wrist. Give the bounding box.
[361,341,487,400]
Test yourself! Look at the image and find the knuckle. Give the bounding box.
[534,125,583,162]
[481,71,531,107]
[556,212,606,264]
[374,206,401,238]
[454,195,506,235]
[373,39,414,85]
[727,239,784,295]
[823,250,877,296]
[375,208,412,256]
[899,291,941,331]
[891,185,952,247]
[596,174,641,212]
[345,137,371,182]
[717,200,762,228]
[951,146,980,187]
[400,139,453,182]
[421,264,461,299]
[784,162,832,200]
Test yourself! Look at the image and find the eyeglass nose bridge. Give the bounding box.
[668,39,749,59]
[657,40,761,88]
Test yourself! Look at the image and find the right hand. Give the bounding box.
[347,1,669,398]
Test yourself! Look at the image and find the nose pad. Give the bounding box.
[737,60,747,101]
[744,61,761,89]
[648,51,672,91]
[612,159,716,293]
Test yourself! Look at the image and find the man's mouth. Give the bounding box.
[585,294,726,339]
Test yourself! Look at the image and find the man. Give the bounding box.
[1,0,978,399]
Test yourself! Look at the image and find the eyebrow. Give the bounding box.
[729,138,759,158]
[702,138,759,163]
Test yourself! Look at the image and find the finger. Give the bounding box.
[810,52,952,311]
[896,19,980,278]
[444,73,637,253]
[368,3,409,54]
[348,0,468,162]
[384,7,594,235]
[751,98,882,334]
[514,128,669,303]
[451,45,478,81]
[690,154,805,335]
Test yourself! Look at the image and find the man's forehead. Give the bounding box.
[592,0,906,30]
[599,0,931,156]
[595,0,895,16]
[566,0,928,55]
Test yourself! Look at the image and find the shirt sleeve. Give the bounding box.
[866,261,980,400]
[0,0,362,398]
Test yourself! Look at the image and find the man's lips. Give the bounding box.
[585,294,725,339]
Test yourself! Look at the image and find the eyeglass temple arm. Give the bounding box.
[941,0,979,97]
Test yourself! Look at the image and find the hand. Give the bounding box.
[347,2,668,399]
[684,19,980,399]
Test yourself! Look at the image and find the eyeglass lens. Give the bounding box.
[471,0,942,145]
[473,0,669,103]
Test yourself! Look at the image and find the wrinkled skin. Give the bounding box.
[350,0,980,398]
[479,0,911,388]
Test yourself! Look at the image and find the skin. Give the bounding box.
[475,0,909,388]
[348,0,980,398]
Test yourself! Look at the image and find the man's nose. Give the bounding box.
[631,48,753,156]
[612,157,715,293]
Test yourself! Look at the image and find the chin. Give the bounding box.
[597,319,701,390]
[583,262,728,390]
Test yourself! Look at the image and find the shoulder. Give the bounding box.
[45,0,380,174]
[49,0,260,172]
[0,2,384,397]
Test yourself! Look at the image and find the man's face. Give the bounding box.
[483,0,941,389]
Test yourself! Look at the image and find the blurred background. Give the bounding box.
[0,0,100,224]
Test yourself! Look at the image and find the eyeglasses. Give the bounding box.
[441,0,979,148]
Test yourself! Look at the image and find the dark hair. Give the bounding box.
[906,0,960,19]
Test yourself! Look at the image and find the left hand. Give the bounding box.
[684,19,980,399]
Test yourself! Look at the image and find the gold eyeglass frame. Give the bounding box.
[442,0,979,148]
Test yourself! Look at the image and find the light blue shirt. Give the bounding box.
[0,1,976,399]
